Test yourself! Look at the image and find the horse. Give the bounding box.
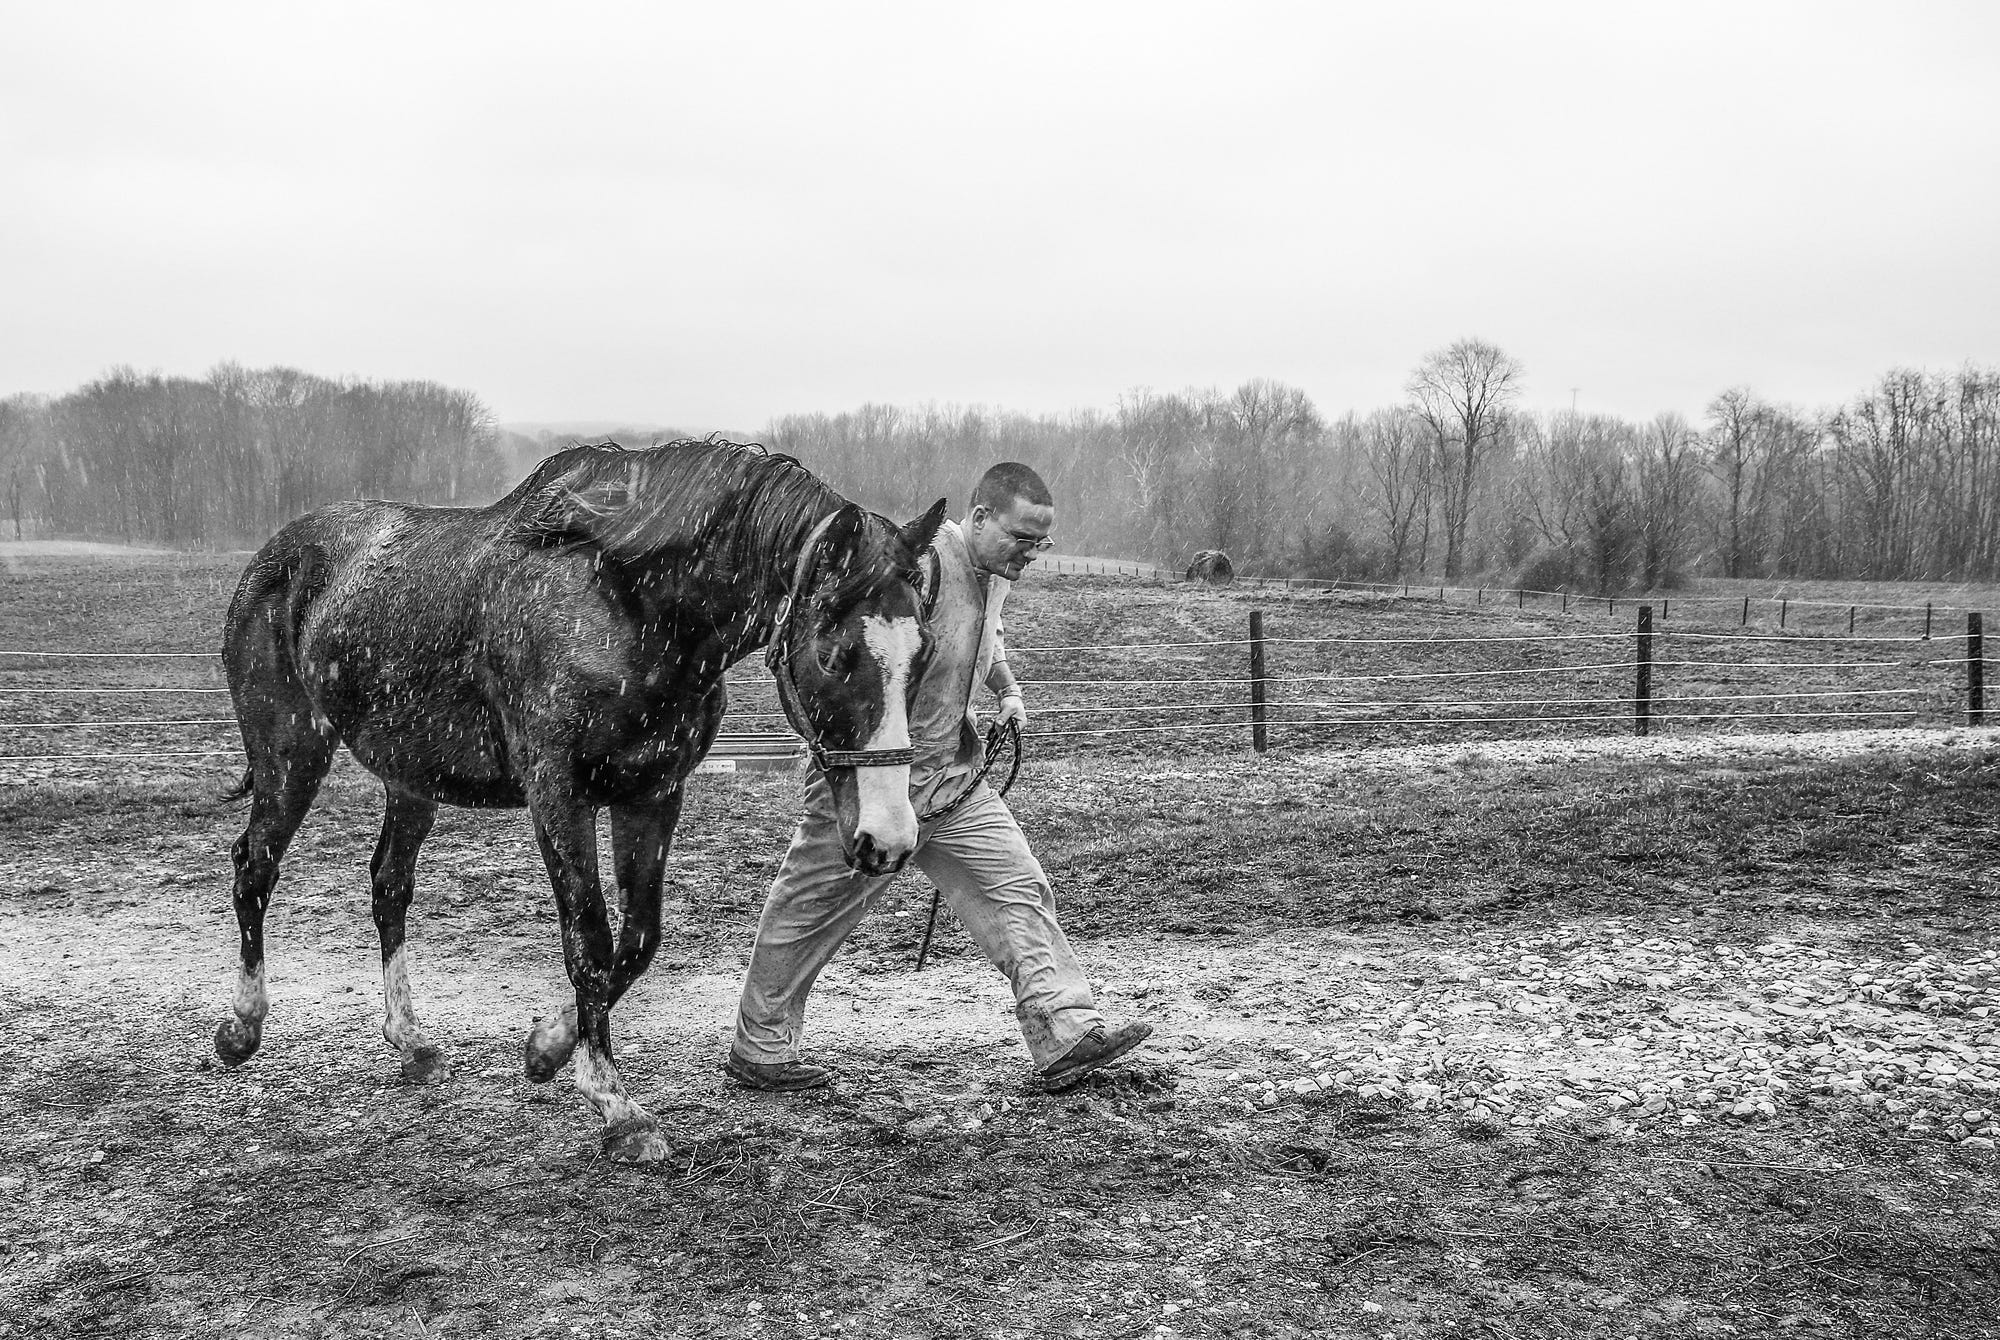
[216,438,947,1161]
[1186,549,1235,585]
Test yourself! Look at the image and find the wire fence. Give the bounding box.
[1038,554,1993,638]
[2,596,1990,777]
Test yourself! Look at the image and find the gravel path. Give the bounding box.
[1297,724,2000,773]
[1173,922,1999,1154]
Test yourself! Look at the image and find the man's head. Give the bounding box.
[964,462,1054,581]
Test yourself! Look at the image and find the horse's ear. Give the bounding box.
[897,498,948,557]
[817,503,868,562]
[508,456,632,548]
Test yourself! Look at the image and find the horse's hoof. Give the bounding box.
[214,1018,262,1066]
[399,1046,451,1084]
[602,1118,677,1164]
[524,1034,571,1084]
[524,1013,578,1084]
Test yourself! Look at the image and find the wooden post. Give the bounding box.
[1517,588,1524,610]
[1925,602,1933,640]
[1780,599,1788,630]
[1562,590,1569,614]
[1249,610,1268,753]
[1635,605,1653,737]
[1661,598,1669,621]
[1741,596,1749,627]
[1849,605,1856,635]
[1438,585,1445,602]
[1608,598,1615,617]
[1970,613,1985,727]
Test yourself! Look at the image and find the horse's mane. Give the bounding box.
[500,438,912,609]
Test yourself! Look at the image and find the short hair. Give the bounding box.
[971,462,1053,513]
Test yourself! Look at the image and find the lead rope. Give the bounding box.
[914,719,1022,971]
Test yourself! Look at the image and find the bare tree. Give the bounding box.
[1351,406,1431,574]
[1223,379,1324,569]
[1702,387,1780,578]
[1633,412,1705,588]
[0,395,48,539]
[1948,367,2000,576]
[1757,407,1824,575]
[1406,339,1523,577]
[1830,370,1945,578]
[1519,412,1639,595]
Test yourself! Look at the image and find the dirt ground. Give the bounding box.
[5,550,1999,1336]
[4,727,1999,1340]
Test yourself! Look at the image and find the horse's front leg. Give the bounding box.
[522,792,677,1162]
[604,793,680,1002]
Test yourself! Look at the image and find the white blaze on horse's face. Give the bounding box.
[852,613,921,862]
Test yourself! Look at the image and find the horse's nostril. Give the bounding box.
[850,830,913,876]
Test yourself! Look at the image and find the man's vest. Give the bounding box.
[909,519,1008,785]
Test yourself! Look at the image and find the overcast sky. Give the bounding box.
[5,2,1996,432]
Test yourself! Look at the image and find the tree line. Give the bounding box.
[769,345,2000,591]
[0,364,504,547]
[6,347,1997,590]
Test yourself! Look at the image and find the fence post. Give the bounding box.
[1249,610,1268,753]
[1849,605,1856,635]
[1925,603,1933,640]
[1661,598,1669,621]
[1608,598,1615,617]
[1970,613,1985,727]
[1517,588,1524,610]
[1438,585,1445,602]
[1477,587,1484,605]
[1635,605,1653,737]
[1780,599,1788,630]
[1562,590,1569,614]
[1741,596,1749,627]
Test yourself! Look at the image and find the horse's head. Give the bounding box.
[771,498,949,875]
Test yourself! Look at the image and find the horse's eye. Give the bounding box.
[815,638,858,678]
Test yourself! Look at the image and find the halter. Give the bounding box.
[765,512,918,772]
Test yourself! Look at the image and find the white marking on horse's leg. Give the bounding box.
[575,1037,676,1160]
[572,1042,647,1129]
[379,947,438,1056]
[232,962,269,1027]
[854,615,920,858]
[523,1004,579,1082]
[215,962,268,1066]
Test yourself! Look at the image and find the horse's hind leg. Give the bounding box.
[215,730,337,1066]
[371,785,444,1080]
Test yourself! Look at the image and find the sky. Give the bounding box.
[4,2,1997,432]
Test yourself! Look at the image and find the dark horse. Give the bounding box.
[217,439,946,1161]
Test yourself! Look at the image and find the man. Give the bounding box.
[726,462,1152,1093]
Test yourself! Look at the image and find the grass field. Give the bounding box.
[2,546,1998,1339]
[3,547,1988,776]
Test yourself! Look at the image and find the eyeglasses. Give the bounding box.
[984,513,1054,552]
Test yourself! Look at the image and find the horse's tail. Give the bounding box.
[225,534,329,681]
[221,530,333,805]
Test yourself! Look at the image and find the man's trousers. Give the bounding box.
[732,771,1103,1070]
